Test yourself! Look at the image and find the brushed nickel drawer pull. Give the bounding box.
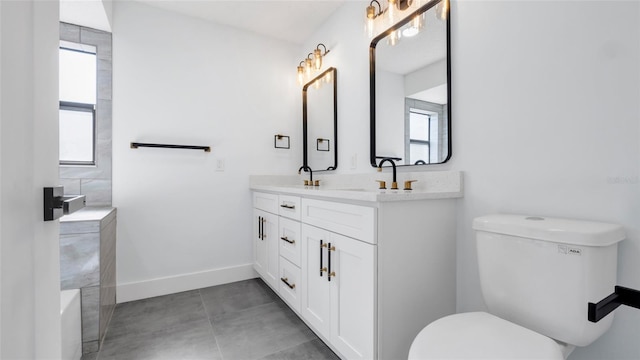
[280,277,296,289]
[280,236,295,244]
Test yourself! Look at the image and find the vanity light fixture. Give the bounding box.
[365,0,413,38]
[295,44,331,86]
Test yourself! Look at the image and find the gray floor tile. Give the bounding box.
[200,279,279,320]
[258,339,339,360]
[99,318,221,360]
[106,290,206,341]
[211,301,316,360]
[80,351,98,360]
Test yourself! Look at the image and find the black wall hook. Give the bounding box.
[588,286,640,323]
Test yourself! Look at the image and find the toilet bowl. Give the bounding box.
[409,312,569,359]
[409,214,625,360]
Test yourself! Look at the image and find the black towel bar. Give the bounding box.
[130,142,210,152]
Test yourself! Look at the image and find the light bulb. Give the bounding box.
[305,58,313,77]
[313,49,322,70]
[387,0,397,26]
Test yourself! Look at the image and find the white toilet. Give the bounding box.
[409,214,625,359]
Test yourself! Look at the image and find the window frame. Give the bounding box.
[59,101,96,166]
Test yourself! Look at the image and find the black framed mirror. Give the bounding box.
[303,67,337,171]
[370,0,451,167]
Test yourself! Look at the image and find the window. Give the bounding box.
[59,41,97,165]
[409,109,439,164]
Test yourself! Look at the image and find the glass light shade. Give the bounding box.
[366,5,377,38]
[313,49,322,70]
[387,0,397,26]
[297,65,305,85]
[305,58,313,77]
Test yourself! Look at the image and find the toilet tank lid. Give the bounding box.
[473,214,625,247]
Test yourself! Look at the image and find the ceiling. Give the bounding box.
[132,0,346,44]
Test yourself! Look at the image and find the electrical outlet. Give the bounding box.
[215,158,225,172]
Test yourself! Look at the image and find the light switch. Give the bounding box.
[215,158,225,172]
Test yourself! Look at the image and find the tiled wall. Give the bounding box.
[59,22,113,206]
[60,208,117,355]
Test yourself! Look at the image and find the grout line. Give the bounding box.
[199,289,225,360]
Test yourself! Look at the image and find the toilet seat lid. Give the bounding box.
[408,312,565,360]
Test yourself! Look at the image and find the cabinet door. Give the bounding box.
[329,233,375,360]
[300,224,331,339]
[253,209,279,290]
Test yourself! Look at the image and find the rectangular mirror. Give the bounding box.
[304,67,337,171]
[370,0,450,167]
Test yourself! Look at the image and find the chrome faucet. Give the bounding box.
[377,157,400,190]
[298,165,316,186]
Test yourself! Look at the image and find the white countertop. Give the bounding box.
[250,171,463,202]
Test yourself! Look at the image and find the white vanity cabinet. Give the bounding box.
[252,189,457,360]
[301,222,375,360]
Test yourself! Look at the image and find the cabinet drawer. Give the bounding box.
[253,192,278,214]
[279,217,301,267]
[279,257,301,312]
[278,195,301,221]
[301,199,376,244]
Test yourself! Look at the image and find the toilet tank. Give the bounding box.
[473,214,625,347]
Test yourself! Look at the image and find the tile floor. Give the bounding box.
[83,278,339,360]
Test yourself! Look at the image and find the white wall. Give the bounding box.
[304,1,640,359]
[452,2,639,359]
[301,2,374,170]
[112,1,301,301]
[0,0,61,358]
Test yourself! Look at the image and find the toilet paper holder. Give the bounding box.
[588,286,640,322]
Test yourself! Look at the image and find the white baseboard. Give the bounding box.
[117,263,257,303]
